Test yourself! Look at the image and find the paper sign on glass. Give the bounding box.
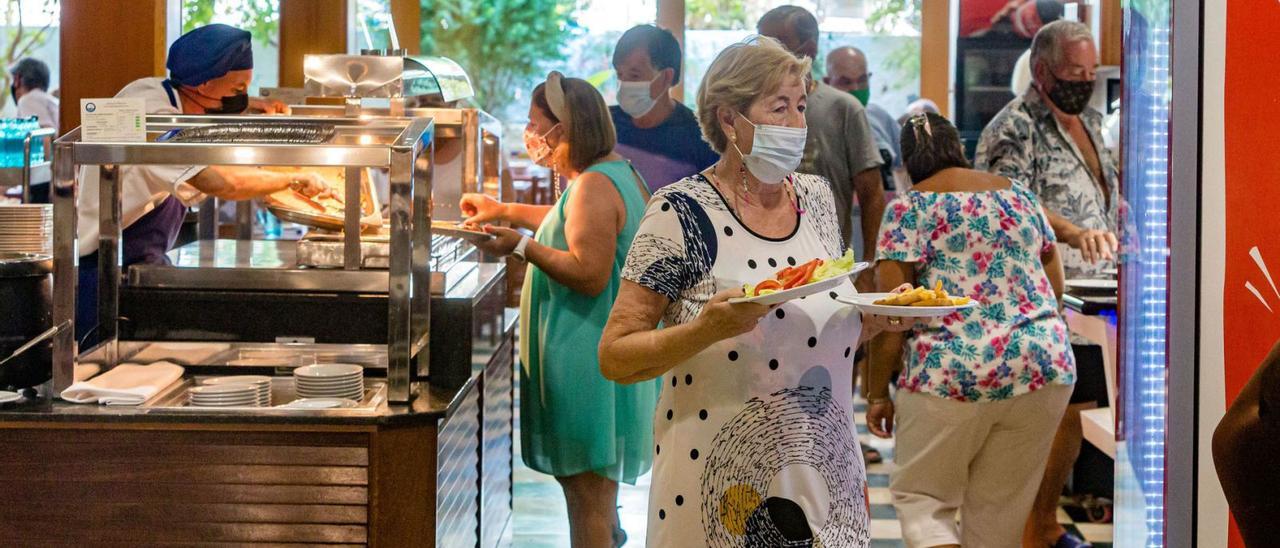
[80,98,146,142]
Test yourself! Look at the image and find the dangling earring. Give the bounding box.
[730,131,751,206]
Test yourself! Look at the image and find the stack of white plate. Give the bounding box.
[188,383,259,407]
[203,375,272,407]
[293,364,364,401]
[0,204,51,254]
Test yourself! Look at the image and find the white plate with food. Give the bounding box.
[837,284,978,318]
[729,250,871,305]
[1066,278,1118,292]
[0,390,22,404]
[431,221,495,243]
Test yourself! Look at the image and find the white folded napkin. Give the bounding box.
[60,362,184,406]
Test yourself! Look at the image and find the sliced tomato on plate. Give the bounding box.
[754,279,783,293]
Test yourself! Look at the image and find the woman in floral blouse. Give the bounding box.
[865,113,1075,548]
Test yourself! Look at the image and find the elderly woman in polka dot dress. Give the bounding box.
[599,36,909,547]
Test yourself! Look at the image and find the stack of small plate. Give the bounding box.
[203,375,272,407]
[0,204,52,254]
[187,383,259,408]
[293,364,364,401]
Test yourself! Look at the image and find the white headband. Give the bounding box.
[545,71,569,122]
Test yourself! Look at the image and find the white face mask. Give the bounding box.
[617,75,661,118]
[732,113,807,185]
[524,123,560,167]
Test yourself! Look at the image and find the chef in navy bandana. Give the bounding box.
[72,24,327,346]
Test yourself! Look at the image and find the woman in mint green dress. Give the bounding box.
[461,71,659,547]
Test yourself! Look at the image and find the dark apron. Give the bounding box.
[76,82,190,345]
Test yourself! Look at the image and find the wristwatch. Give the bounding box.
[512,235,532,261]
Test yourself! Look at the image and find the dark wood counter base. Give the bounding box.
[0,315,517,547]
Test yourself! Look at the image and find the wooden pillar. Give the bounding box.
[656,0,686,102]
[920,0,952,117]
[278,0,349,88]
[1100,0,1122,66]
[390,0,422,55]
[58,0,169,134]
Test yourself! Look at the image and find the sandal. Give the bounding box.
[1051,532,1092,548]
[862,442,883,464]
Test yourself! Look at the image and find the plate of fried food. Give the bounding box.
[837,281,977,317]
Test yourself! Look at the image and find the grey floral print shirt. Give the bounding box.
[975,88,1127,279]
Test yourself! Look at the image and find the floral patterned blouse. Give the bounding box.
[876,184,1075,402]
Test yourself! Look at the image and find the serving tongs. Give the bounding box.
[0,321,68,369]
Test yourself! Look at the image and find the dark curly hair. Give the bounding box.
[899,112,970,183]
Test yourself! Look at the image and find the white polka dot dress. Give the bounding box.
[622,174,870,547]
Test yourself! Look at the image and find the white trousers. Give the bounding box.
[890,384,1072,547]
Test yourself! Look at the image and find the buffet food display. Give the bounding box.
[52,114,435,403]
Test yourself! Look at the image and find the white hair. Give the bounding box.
[1030,20,1094,73]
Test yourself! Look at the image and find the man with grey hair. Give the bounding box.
[976,19,1121,548]
[758,6,884,278]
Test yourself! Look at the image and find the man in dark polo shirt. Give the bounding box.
[610,24,719,193]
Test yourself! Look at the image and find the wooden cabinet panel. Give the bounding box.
[0,427,372,544]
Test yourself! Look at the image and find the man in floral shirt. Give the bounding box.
[975,20,1116,548]
[976,21,1122,281]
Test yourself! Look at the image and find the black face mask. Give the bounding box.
[1046,76,1095,115]
[204,91,249,114]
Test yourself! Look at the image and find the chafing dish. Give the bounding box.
[296,53,504,224]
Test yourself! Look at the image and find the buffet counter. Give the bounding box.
[1064,289,1119,460]
[0,310,517,547]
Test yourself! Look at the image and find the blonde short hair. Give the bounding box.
[696,36,812,154]
[533,75,617,173]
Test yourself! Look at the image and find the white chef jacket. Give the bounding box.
[16,88,58,130]
[77,77,206,256]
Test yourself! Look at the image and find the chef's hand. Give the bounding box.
[476,225,523,256]
[460,193,507,224]
[1065,228,1119,264]
[695,289,770,343]
[289,173,332,199]
[867,399,895,438]
[249,97,290,115]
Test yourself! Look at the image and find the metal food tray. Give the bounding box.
[297,232,477,273]
[266,204,382,232]
[142,376,388,415]
[297,234,392,269]
[206,344,389,369]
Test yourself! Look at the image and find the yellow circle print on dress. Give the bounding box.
[718,483,762,535]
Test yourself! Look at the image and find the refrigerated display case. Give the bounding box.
[953,34,1029,159]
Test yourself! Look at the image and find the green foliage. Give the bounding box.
[419,0,579,114]
[867,0,921,35]
[866,0,922,95]
[181,0,280,47]
[0,0,55,110]
[687,0,750,30]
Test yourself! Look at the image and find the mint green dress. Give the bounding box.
[519,159,659,483]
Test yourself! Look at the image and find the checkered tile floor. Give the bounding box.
[511,390,1113,547]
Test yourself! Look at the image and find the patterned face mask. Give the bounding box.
[1046,76,1095,115]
